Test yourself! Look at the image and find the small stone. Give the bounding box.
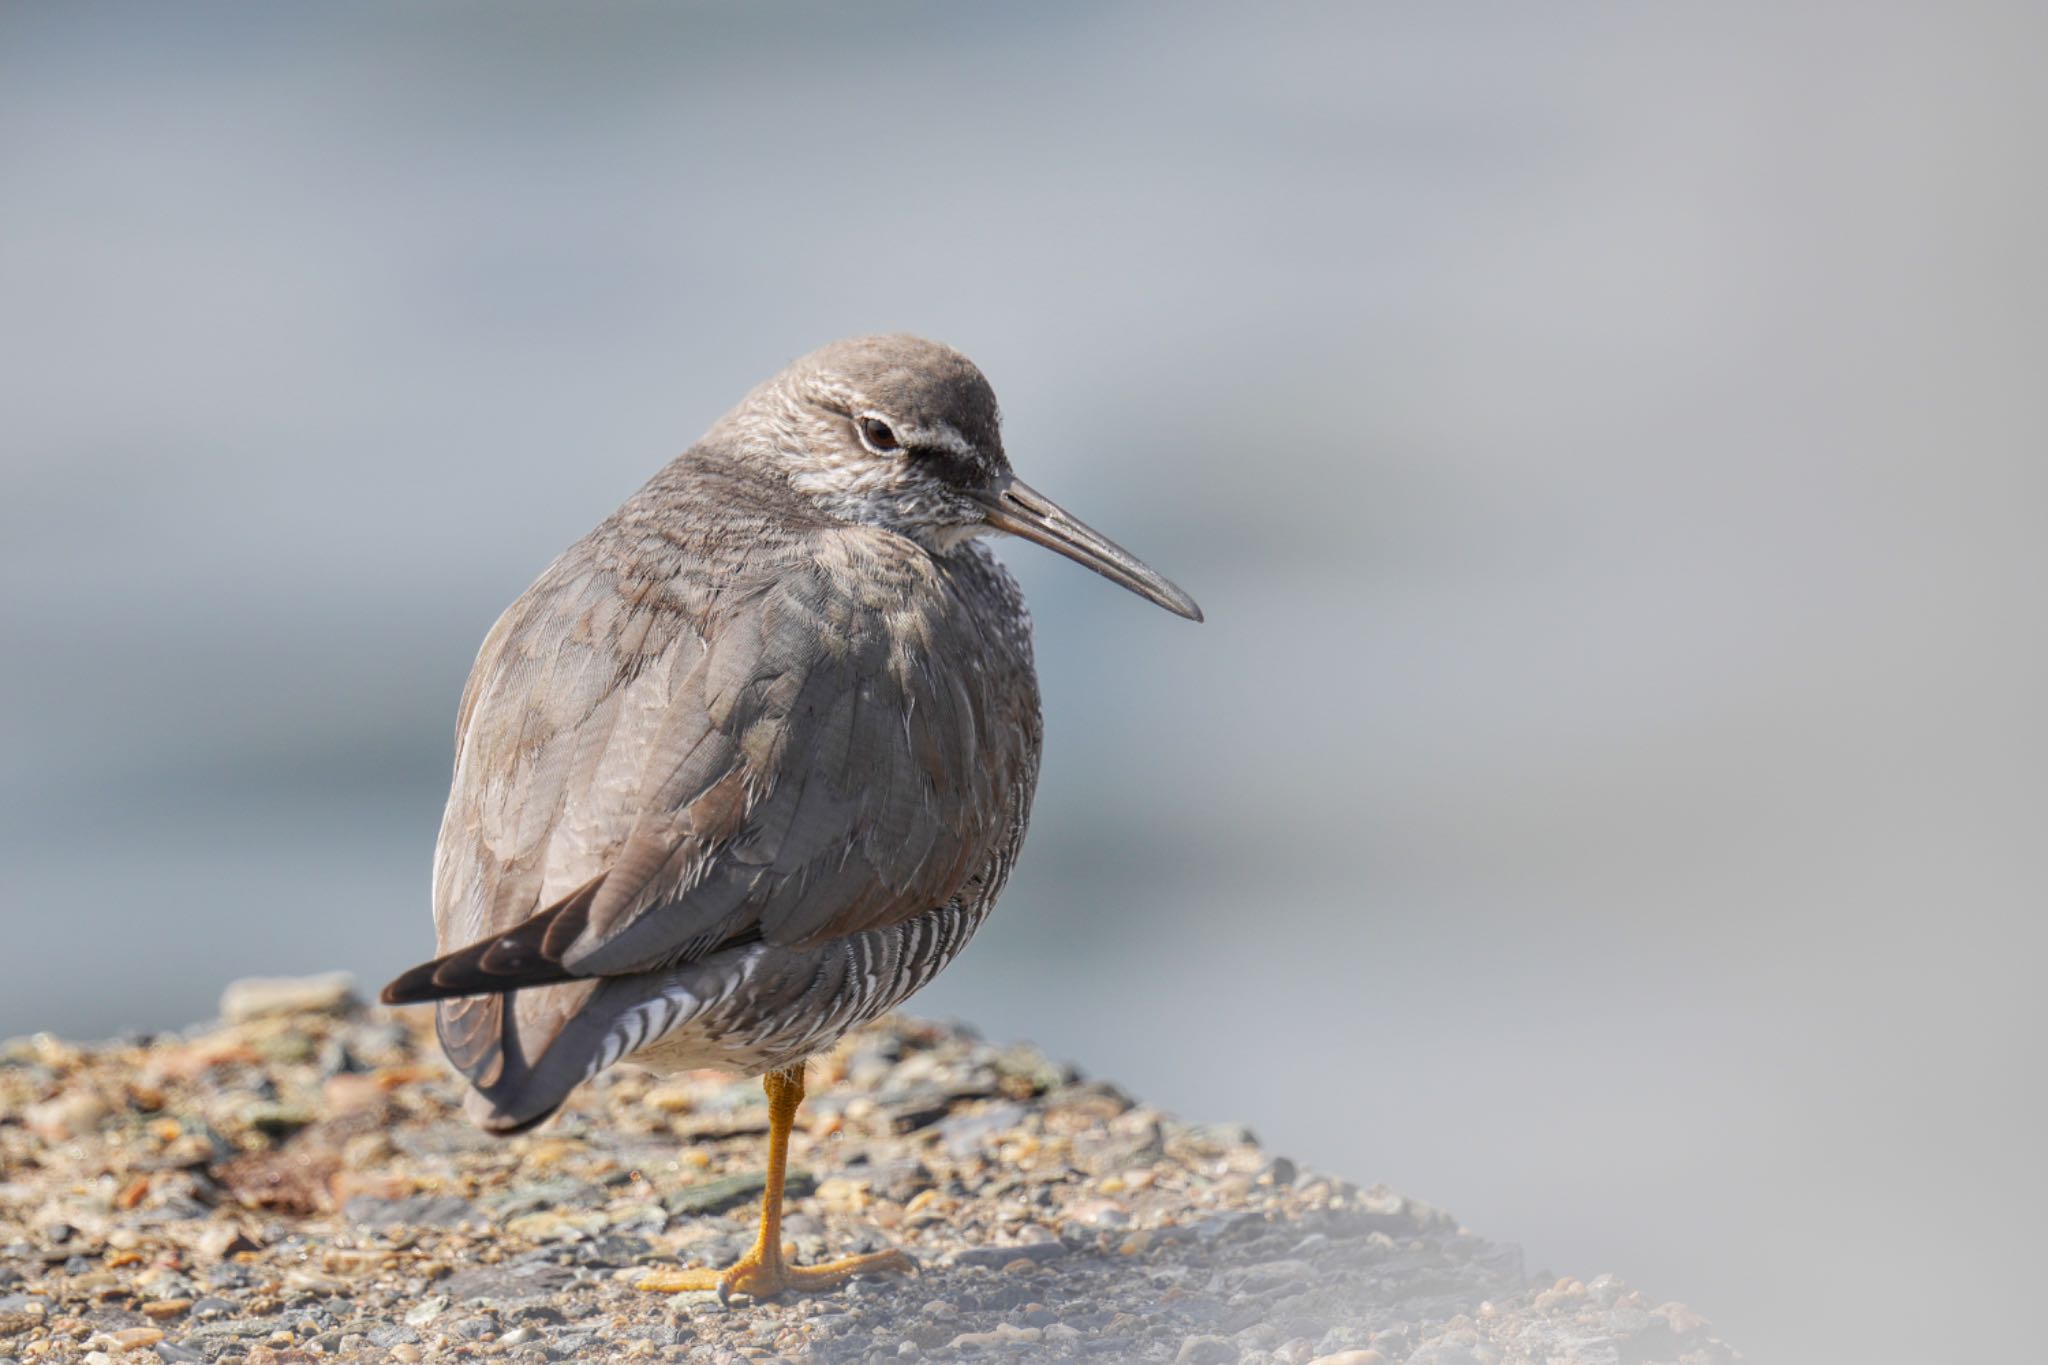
[254,1029,317,1064]
[111,1327,166,1349]
[1177,1335,1238,1365]
[935,1100,1030,1159]
[287,1270,354,1300]
[662,1170,814,1217]
[1607,1303,1657,1336]
[219,972,358,1023]
[1532,1278,1586,1311]
[404,1296,448,1326]
[1063,1198,1131,1230]
[1656,1301,1709,1335]
[947,1323,1042,1350]
[1192,1210,1265,1243]
[196,1226,262,1260]
[944,1241,1067,1269]
[1404,1347,1478,1365]
[1230,1258,1314,1292]
[450,1313,498,1341]
[344,1193,476,1230]
[321,1073,387,1115]
[390,1346,423,1364]
[812,1177,872,1214]
[26,1093,109,1142]
[643,1084,696,1113]
[237,1103,316,1139]
[1308,1353,1383,1365]
[437,1261,577,1307]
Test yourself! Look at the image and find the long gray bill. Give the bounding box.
[973,476,1203,622]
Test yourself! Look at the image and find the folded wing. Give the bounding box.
[384,528,1021,1093]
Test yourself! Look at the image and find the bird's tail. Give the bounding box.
[378,878,612,1134]
[432,986,590,1135]
[379,876,602,1007]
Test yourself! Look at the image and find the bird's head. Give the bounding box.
[736,333,1201,621]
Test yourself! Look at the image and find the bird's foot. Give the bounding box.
[637,1246,915,1302]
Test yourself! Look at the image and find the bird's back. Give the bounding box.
[424,452,1041,1129]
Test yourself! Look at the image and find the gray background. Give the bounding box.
[3,5,2042,1363]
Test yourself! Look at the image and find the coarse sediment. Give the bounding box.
[0,977,1741,1364]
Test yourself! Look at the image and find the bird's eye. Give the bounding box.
[858,416,901,452]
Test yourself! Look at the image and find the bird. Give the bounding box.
[381,334,1200,1301]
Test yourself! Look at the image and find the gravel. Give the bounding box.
[0,976,1742,1363]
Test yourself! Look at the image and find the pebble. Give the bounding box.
[25,1093,108,1143]
[344,1194,476,1229]
[1406,1347,1481,1365]
[218,973,359,1024]
[449,1315,498,1341]
[944,1241,1068,1269]
[935,1100,1030,1160]
[1230,1258,1314,1292]
[947,1323,1042,1349]
[664,1169,808,1216]
[0,1312,42,1340]
[1658,1301,1710,1335]
[196,1226,261,1261]
[1063,1198,1131,1230]
[1177,1335,1239,1364]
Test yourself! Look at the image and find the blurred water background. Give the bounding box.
[3,4,2044,1362]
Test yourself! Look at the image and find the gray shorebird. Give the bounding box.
[382,334,1199,1300]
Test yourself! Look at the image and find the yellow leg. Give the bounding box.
[637,1062,914,1302]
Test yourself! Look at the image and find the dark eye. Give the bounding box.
[858,416,900,452]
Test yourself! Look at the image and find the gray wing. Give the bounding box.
[388,528,1031,1087]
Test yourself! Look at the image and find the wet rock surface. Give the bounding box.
[0,980,1740,1363]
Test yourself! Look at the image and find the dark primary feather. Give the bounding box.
[379,872,604,1003]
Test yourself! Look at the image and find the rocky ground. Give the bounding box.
[0,976,1739,1364]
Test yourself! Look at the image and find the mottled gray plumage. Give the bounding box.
[384,335,1197,1136]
